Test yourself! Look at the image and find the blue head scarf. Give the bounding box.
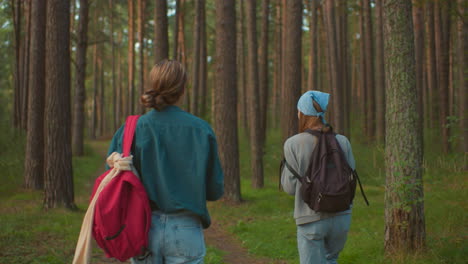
[297,90,330,124]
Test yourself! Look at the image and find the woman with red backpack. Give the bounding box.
[107,60,224,264]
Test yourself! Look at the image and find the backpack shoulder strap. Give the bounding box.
[122,115,141,157]
[283,158,302,181]
[353,170,370,206]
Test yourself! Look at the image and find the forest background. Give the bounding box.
[0,0,466,263]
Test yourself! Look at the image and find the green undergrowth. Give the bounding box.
[208,128,467,264]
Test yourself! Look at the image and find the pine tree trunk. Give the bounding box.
[44,0,75,209]
[21,0,32,130]
[154,0,169,62]
[237,0,248,134]
[363,0,375,141]
[12,0,22,128]
[128,0,135,115]
[282,0,301,143]
[138,0,146,114]
[383,0,425,252]
[72,0,89,156]
[191,0,201,116]
[99,57,105,137]
[117,31,123,125]
[434,0,451,153]
[258,0,269,146]
[24,0,46,189]
[324,0,343,133]
[458,0,468,153]
[214,0,241,203]
[307,0,318,92]
[91,42,98,139]
[245,0,264,188]
[340,0,350,137]
[412,0,424,152]
[359,3,367,131]
[375,0,386,143]
[110,0,118,131]
[271,0,281,128]
[199,0,207,117]
[425,2,438,128]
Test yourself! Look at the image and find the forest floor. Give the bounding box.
[89,140,283,264]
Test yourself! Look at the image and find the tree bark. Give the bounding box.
[91,42,98,140]
[324,0,343,134]
[375,0,386,143]
[110,0,118,131]
[245,0,264,188]
[72,0,89,156]
[237,0,248,134]
[308,0,318,91]
[191,0,202,116]
[199,0,207,117]
[412,0,424,152]
[434,0,451,153]
[425,2,438,128]
[44,0,75,209]
[271,0,282,128]
[359,3,367,127]
[138,0,146,114]
[154,0,169,62]
[214,0,241,203]
[363,0,375,141]
[258,0,270,146]
[383,0,425,253]
[12,0,22,128]
[458,0,468,153]
[24,0,46,190]
[128,0,135,115]
[20,0,32,130]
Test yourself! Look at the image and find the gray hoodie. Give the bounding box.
[281,132,356,226]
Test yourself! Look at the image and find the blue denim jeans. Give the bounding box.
[297,214,351,264]
[131,210,206,264]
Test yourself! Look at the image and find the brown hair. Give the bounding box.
[140,60,187,111]
[298,100,331,133]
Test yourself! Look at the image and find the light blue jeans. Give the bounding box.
[131,210,206,264]
[297,214,351,264]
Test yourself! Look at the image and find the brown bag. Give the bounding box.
[283,128,369,212]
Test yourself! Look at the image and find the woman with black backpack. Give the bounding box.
[281,90,357,264]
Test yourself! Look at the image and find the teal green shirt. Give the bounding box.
[107,106,224,228]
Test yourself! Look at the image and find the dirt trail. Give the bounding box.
[89,140,285,264]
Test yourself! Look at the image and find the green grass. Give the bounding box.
[208,128,467,264]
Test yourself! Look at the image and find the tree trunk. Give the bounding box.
[237,0,248,134]
[117,32,123,125]
[425,2,438,128]
[154,0,169,62]
[24,0,46,190]
[258,0,269,146]
[174,0,180,60]
[458,0,468,153]
[363,0,375,141]
[384,0,425,253]
[359,3,367,128]
[21,0,32,130]
[99,57,105,137]
[375,0,386,143]
[72,0,89,156]
[138,0,146,114]
[12,0,22,128]
[324,0,343,134]
[308,0,317,92]
[110,0,118,131]
[191,0,201,116]
[199,0,207,117]
[434,0,451,153]
[91,42,98,140]
[271,0,281,128]
[128,0,135,115]
[245,0,264,188]
[412,0,424,152]
[44,0,75,209]
[214,0,241,203]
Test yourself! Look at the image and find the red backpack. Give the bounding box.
[91,115,152,261]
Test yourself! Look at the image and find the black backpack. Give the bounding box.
[281,128,369,213]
